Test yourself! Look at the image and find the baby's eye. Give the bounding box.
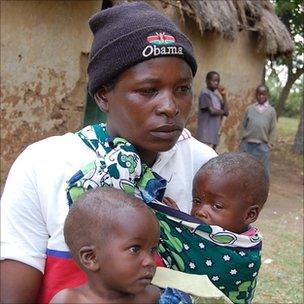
[192,198,201,205]
[212,203,223,210]
[129,245,140,253]
[150,246,158,254]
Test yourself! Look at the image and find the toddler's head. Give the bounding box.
[191,152,269,233]
[64,187,160,296]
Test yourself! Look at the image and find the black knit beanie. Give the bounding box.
[87,1,197,96]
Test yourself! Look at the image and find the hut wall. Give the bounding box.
[1,1,266,189]
[0,1,100,188]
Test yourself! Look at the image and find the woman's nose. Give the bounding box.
[155,91,179,118]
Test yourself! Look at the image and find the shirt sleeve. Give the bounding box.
[1,145,48,273]
[268,108,277,146]
[199,92,212,110]
[239,107,249,140]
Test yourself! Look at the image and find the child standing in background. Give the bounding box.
[239,84,277,176]
[197,71,229,150]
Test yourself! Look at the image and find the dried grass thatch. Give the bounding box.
[159,0,294,57]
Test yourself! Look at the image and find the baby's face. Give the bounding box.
[191,171,250,234]
[95,206,160,296]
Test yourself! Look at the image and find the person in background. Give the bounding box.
[239,84,277,176]
[0,2,217,303]
[197,71,229,150]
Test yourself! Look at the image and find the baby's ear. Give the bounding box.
[245,205,260,224]
[94,88,109,112]
[79,245,100,272]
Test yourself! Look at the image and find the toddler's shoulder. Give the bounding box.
[134,285,161,303]
[49,287,83,304]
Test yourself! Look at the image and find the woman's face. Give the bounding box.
[101,57,193,165]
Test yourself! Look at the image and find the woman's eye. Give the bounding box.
[129,245,140,253]
[176,85,191,94]
[137,88,157,95]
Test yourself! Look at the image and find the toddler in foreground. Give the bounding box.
[51,187,227,304]
[50,187,161,303]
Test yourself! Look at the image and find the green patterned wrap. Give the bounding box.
[150,203,262,304]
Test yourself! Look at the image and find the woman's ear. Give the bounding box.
[245,205,260,224]
[78,245,100,272]
[94,88,109,113]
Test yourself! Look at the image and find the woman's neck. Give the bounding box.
[105,125,158,167]
[136,148,158,167]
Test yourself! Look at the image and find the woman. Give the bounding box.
[0,2,216,303]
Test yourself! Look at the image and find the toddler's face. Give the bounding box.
[191,171,250,234]
[96,206,160,296]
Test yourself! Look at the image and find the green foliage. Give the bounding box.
[283,82,303,117]
[275,117,302,166]
[275,0,303,66]
[266,0,303,117]
[266,68,302,117]
[266,69,281,104]
[277,116,300,139]
[267,74,303,117]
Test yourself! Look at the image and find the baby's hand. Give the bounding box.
[163,196,180,210]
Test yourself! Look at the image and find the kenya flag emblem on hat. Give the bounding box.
[146,32,176,45]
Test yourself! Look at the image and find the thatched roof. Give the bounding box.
[159,0,294,57]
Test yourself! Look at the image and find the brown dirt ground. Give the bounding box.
[253,151,303,304]
[259,153,303,230]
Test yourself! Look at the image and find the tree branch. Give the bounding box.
[290,66,304,83]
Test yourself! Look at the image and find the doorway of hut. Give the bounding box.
[83,89,107,126]
[82,0,113,127]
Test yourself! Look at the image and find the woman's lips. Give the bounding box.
[150,125,182,140]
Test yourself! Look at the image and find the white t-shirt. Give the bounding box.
[1,129,216,273]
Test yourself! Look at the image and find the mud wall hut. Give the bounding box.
[0,0,293,189]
